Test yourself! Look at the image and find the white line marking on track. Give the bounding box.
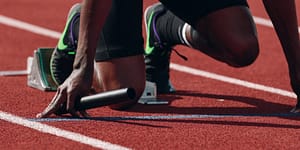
[253,16,300,33]
[0,111,131,150]
[0,70,28,76]
[253,16,274,28]
[170,63,297,98]
[0,15,61,39]
[29,113,300,122]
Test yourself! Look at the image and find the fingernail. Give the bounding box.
[36,113,42,118]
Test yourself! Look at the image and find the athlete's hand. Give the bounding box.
[36,67,93,118]
[36,0,111,118]
[290,99,300,113]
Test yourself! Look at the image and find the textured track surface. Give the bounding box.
[1,0,300,149]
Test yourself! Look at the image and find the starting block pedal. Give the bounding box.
[27,47,168,104]
[27,48,58,91]
[138,81,169,105]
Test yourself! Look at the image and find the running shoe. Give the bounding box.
[144,3,176,94]
[50,4,81,85]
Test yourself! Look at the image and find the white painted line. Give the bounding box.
[0,57,32,76]
[253,16,300,33]
[253,16,274,28]
[0,70,28,76]
[0,111,131,150]
[0,15,61,39]
[30,113,300,122]
[170,63,297,98]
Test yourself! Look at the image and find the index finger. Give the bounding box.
[290,107,300,113]
[66,92,80,118]
[36,90,66,118]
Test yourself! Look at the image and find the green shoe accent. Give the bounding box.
[145,11,155,55]
[57,10,78,50]
[68,51,76,55]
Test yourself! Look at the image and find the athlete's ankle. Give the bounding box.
[155,10,185,46]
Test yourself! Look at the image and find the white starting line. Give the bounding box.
[0,111,130,150]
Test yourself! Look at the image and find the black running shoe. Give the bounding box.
[144,3,176,94]
[50,4,81,85]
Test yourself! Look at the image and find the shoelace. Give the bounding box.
[172,48,188,61]
[153,40,188,61]
[151,9,188,62]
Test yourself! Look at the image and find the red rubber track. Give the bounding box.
[1,0,300,149]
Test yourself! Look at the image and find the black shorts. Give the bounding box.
[95,0,144,61]
[159,0,248,26]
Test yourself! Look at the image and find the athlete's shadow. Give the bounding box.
[129,90,300,120]
[80,90,300,129]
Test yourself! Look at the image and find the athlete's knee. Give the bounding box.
[132,81,146,101]
[229,37,259,67]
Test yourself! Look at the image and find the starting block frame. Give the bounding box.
[27,48,169,105]
[27,48,58,91]
[138,81,169,104]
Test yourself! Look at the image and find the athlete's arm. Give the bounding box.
[36,0,112,118]
[263,0,300,112]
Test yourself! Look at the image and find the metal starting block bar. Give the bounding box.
[27,47,168,105]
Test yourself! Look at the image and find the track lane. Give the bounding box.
[1,0,300,149]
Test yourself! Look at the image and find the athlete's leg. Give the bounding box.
[263,0,300,112]
[188,6,259,67]
[145,1,259,93]
[159,0,259,67]
[93,0,145,110]
[93,55,145,110]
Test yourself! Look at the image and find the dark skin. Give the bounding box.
[262,0,300,113]
[185,0,300,112]
[36,0,112,118]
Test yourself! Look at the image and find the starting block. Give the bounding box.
[27,48,168,105]
[27,48,58,91]
[138,81,169,104]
